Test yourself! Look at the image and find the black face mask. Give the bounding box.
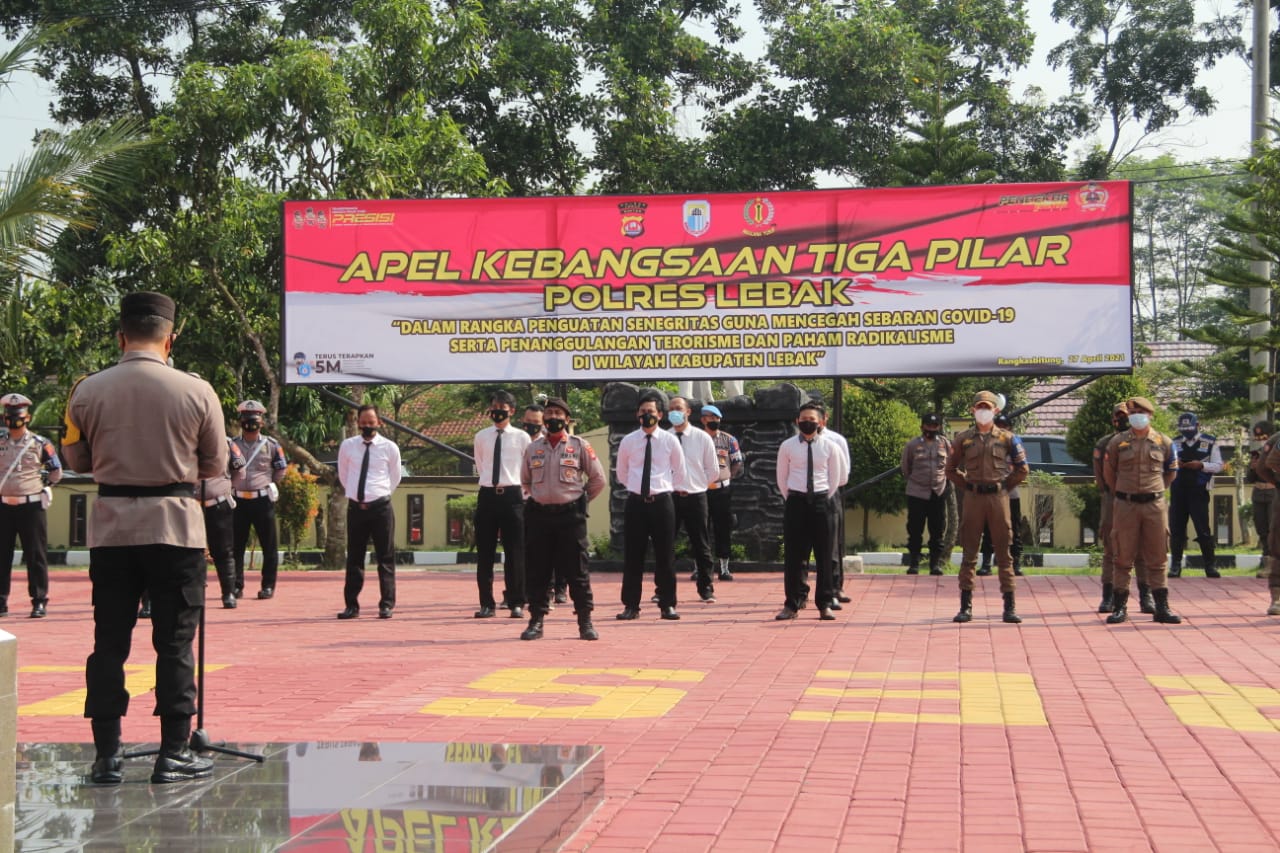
[522,422,542,437]
[490,409,510,423]
[703,420,721,432]
[360,426,377,439]
[1114,419,1129,432]
[4,415,25,429]
[923,429,939,439]
[545,418,567,434]
[639,413,659,428]
[797,421,819,435]
[241,420,261,432]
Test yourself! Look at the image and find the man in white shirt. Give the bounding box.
[473,391,532,618]
[616,391,687,621]
[776,402,847,621]
[667,396,720,602]
[336,405,402,620]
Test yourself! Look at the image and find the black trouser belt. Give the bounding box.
[1115,491,1160,503]
[965,483,1002,495]
[98,483,195,498]
[527,499,582,514]
[349,497,390,511]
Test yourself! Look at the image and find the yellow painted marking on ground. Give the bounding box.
[1148,675,1280,733]
[420,667,705,720]
[19,664,228,716]
[793,670,1048,726]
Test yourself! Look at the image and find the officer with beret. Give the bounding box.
[1103,396,1181,624]
[64,291,227,784]
[0,392,62,617]
[902,412,951,575]
[1168,411,1222,578]
[518,397,607,640]
[1094,402,1153,615]
[230,400,287,600]
[945,390,1029,624]
[699,404,744,582]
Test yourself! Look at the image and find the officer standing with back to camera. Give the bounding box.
[1094,402,1154,615]
[230,400,287,600]
[64,291,227,785]
[1168,411,1222,578]
[1103,396,1181,624]
[901,412,950,576]
[945,391,1029,624]
[203,438,245,609]
[519,397,607,641]
[0,393,62,617]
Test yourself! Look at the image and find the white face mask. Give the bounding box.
[1128,413,1150,429]
[974,409,995,426]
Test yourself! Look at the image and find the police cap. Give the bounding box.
[237,400,267,415]
[2,393,32,412]
[542,397,572,418]
[120,291,176,323]
[921,412,942,427]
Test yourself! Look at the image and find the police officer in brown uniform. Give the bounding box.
[1102,396,1181,624]
[63,291,227,785]
[1094,402,1154,615]
[230,400,287,600]
[945,390,1029,624]
[1247,421,1275,580]
[518,397,607,641]
[0,393,62,617]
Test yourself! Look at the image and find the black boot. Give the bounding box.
[1002,591,1022,624]
[1168,555,1182,578]
[977,557,992,576]
[1012,548,1024,576]
[578,613,599,641]
[906,553,920,575]
[151,717,214,784]
[1137,583,1155,615]
[929,550,945,575]
[1097,583,1114,614]
[1201,544,1220,578]
[1152,588,1182,624]
[90,718,123,784]
[1106,590,1129,624]
[520,616,544,641]
[953,589,973,623]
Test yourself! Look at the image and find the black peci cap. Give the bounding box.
[120,291,176,322]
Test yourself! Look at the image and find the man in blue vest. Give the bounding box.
[1169,412,1222,578]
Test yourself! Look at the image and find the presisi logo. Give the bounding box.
[742,196,776,237]
[330,212,396,226]
[293,352,342,376]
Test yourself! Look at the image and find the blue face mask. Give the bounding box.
[668,411,685,426]
[1128,413,1150,430]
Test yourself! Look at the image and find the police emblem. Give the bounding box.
[618,201,648,238]
[683,200,711,237]
[1077,182,1109,212]
[742,196,776,237]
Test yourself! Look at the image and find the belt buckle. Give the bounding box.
[494,486,505,495]
[643,495,656,503]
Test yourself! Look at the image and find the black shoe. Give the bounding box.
[650,593,660,603]
[775,608,797,621]
[1001,591,1022,624]
[1152,588,1182,624]
[836,592,852,603]
[906,566,919,575]
[474,606,496,618]
[929,567,945,576]
[257,588,274,600]
[819,607,836,621]
[233,588,244,599]
[661,606,680,620]
[699,591,716,603]
[151,748,214,784]
[520,620,544,641]
[579,620,599,641]
[222,594,237,610]
[1138,585,1155,615]
[953,590,973,623]
[138,604,151,619]
[689,570,698,582]
[510,606,524,618]
[976,566,992,576]
[719,570,734,581]
[379,605,393,619]
[1204,565,1221,579]
[1168,562,1182,578]
[1013,568,1024,577]
[90,755,123,785]
[828,600,842,611]
[555,590,568,605]
[337,607,359,619]
[1098,584,1114,614]
[30,602,46,618]
[616,608,640,621]
[1106,590,1129,625]
[0,605,8,617]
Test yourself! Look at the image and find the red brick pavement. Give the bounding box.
[13,568,1280,852]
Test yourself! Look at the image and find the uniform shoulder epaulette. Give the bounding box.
[1200,433,1216,443]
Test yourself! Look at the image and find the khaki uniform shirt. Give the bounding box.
[201,438,245,503]
[1093,432,1117,493]
[902,434,951,499]
[230,434,286,493]
[522,434,606,505]
[0,430,62,496]
[62,351,227,548]
[1104,429,1176,494]
[945,427,1027,489]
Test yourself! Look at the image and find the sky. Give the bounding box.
[0,1,1263,177]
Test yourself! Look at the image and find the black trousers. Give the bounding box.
[0,502,48,605]
[233,496,278,591]
[525,502,593,619]
[829,490,846,590]
[344,499,396,610]
[673,492,715,594]
[784,493,832,611]
[475,488,526,608]
[84,545,204,721]
[203,501,236,597]
[706,487,734,559]
[1169,486,1213,557]
[981,497,1023,564]
[906,492,947,562]
[622,493,676,609]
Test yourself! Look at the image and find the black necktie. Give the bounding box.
[641,434,653,497]
[492,430,503,486]
[806,438,814,494]
[357,442,371,502]
[677,430,684,445]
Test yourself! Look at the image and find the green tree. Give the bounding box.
[839,388,918,547]
[1064,374,1154,465]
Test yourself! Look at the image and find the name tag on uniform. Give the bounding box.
[560,457,579,469]
[530,457,545,469]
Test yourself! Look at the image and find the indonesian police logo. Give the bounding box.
[683,200,711,237]
[618,201,648,238]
